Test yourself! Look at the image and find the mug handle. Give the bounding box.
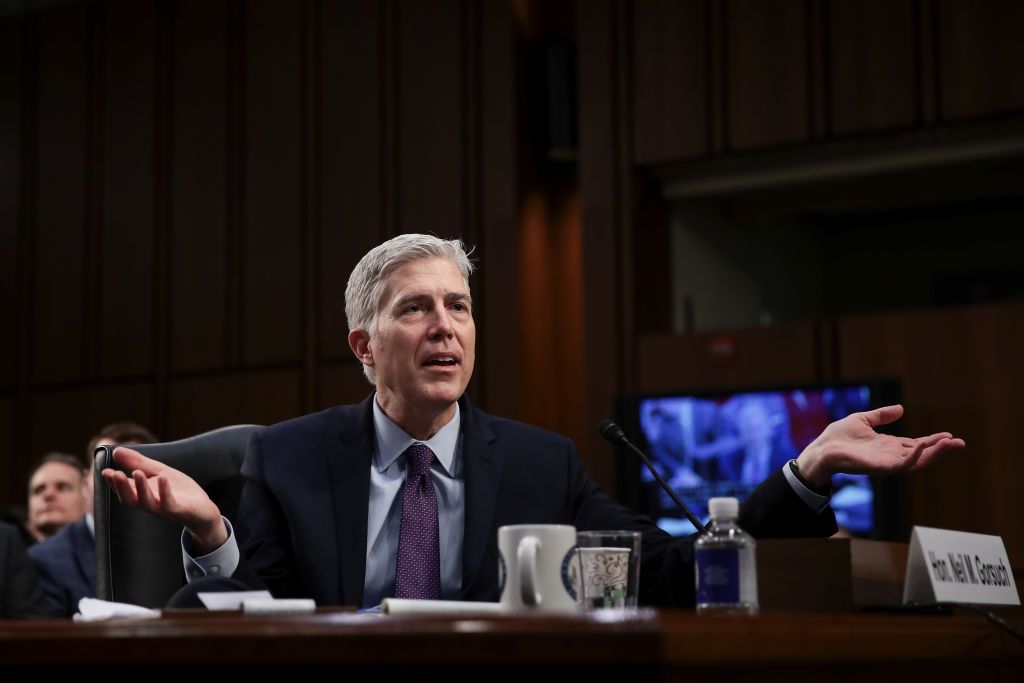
[517,536,542,607]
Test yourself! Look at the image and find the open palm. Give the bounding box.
[797,405,965,486]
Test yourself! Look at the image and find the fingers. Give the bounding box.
[864,404,904,427]
[912,436,966,470]
[893,434,966,473]
[900,438,925,470]
[101,468,139,507]
[915,432,952,449]
[104,466,164,514]
[133,469,162,513]
[112,447,167,477]
[901,433,947,448]
[158,476,176,512]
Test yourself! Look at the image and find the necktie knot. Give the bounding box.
[406,443,434,478]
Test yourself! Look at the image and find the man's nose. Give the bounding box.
[428,308,454,338]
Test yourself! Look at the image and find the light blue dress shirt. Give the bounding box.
[363,399,463,607]
[182,398,465,608]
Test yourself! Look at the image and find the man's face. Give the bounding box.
[364,257,476,419]
[28,462,87,538]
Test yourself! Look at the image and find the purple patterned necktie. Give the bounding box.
[394,443,441,600]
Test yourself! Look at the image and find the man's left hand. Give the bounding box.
[795,404,965,487]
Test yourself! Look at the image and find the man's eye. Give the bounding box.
[451,302,467,312]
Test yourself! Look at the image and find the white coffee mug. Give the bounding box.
[498,524,578,612]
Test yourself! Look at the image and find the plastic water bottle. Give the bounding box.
[695,497,758,614]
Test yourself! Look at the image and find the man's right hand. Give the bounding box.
[101,447,228,554]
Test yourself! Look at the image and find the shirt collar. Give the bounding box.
[85,512,95,539]
[372,397,460,477]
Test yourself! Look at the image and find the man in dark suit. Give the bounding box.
[103,234,964,608]
[26,517,94,617]
[0,522,49,618]
[218,393,840,608]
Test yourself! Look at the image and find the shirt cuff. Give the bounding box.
[181,517,239,582]
[781,461,831,514]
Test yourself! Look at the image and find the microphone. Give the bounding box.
[598,420,708,534]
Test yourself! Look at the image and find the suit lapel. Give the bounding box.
[459,398,501,596]
[326,396,374,607]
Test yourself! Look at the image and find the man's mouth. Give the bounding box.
[423,353,460,367]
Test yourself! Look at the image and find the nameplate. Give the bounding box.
[902,526,1019,606]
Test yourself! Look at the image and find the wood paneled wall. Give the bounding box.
[0,0,517,508]
[636,323,823,392]
[630,0,1024,164]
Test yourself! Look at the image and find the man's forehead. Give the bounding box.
[380,258,469,301]
[31,462,83,484]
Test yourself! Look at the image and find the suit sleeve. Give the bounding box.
[231,431,305,598]
[1,524,50,619]
[565,442,837,607]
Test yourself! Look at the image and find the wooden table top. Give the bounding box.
[1,607,1020,680]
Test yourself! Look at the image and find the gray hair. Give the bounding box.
[345,233,475,384]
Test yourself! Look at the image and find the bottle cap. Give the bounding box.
[708,497,739,521]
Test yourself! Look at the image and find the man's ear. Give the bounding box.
[348,329,374,368]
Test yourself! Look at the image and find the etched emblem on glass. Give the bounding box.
[576,547,630,608]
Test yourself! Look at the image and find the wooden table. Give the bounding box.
[1,608,1020,681]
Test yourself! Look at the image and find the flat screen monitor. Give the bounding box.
[614,381,904,539]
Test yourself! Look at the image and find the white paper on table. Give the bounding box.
[198,590,273,611]
[74,597,161,622]
[381,598,504,615]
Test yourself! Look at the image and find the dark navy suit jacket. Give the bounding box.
[1,522,49,618]
[27,518,96,617]
[230,394,838,608]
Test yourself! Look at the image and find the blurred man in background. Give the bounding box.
[28,422,156,617]
[26,453,89,543]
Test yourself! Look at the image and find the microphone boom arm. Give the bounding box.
[599,420,708,534]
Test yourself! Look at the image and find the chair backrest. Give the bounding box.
[93,425,262,608]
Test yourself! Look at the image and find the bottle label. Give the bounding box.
[696,547,740,604]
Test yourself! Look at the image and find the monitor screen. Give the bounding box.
[616,382,902,538]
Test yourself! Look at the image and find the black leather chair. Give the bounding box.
[93,425,261,608]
